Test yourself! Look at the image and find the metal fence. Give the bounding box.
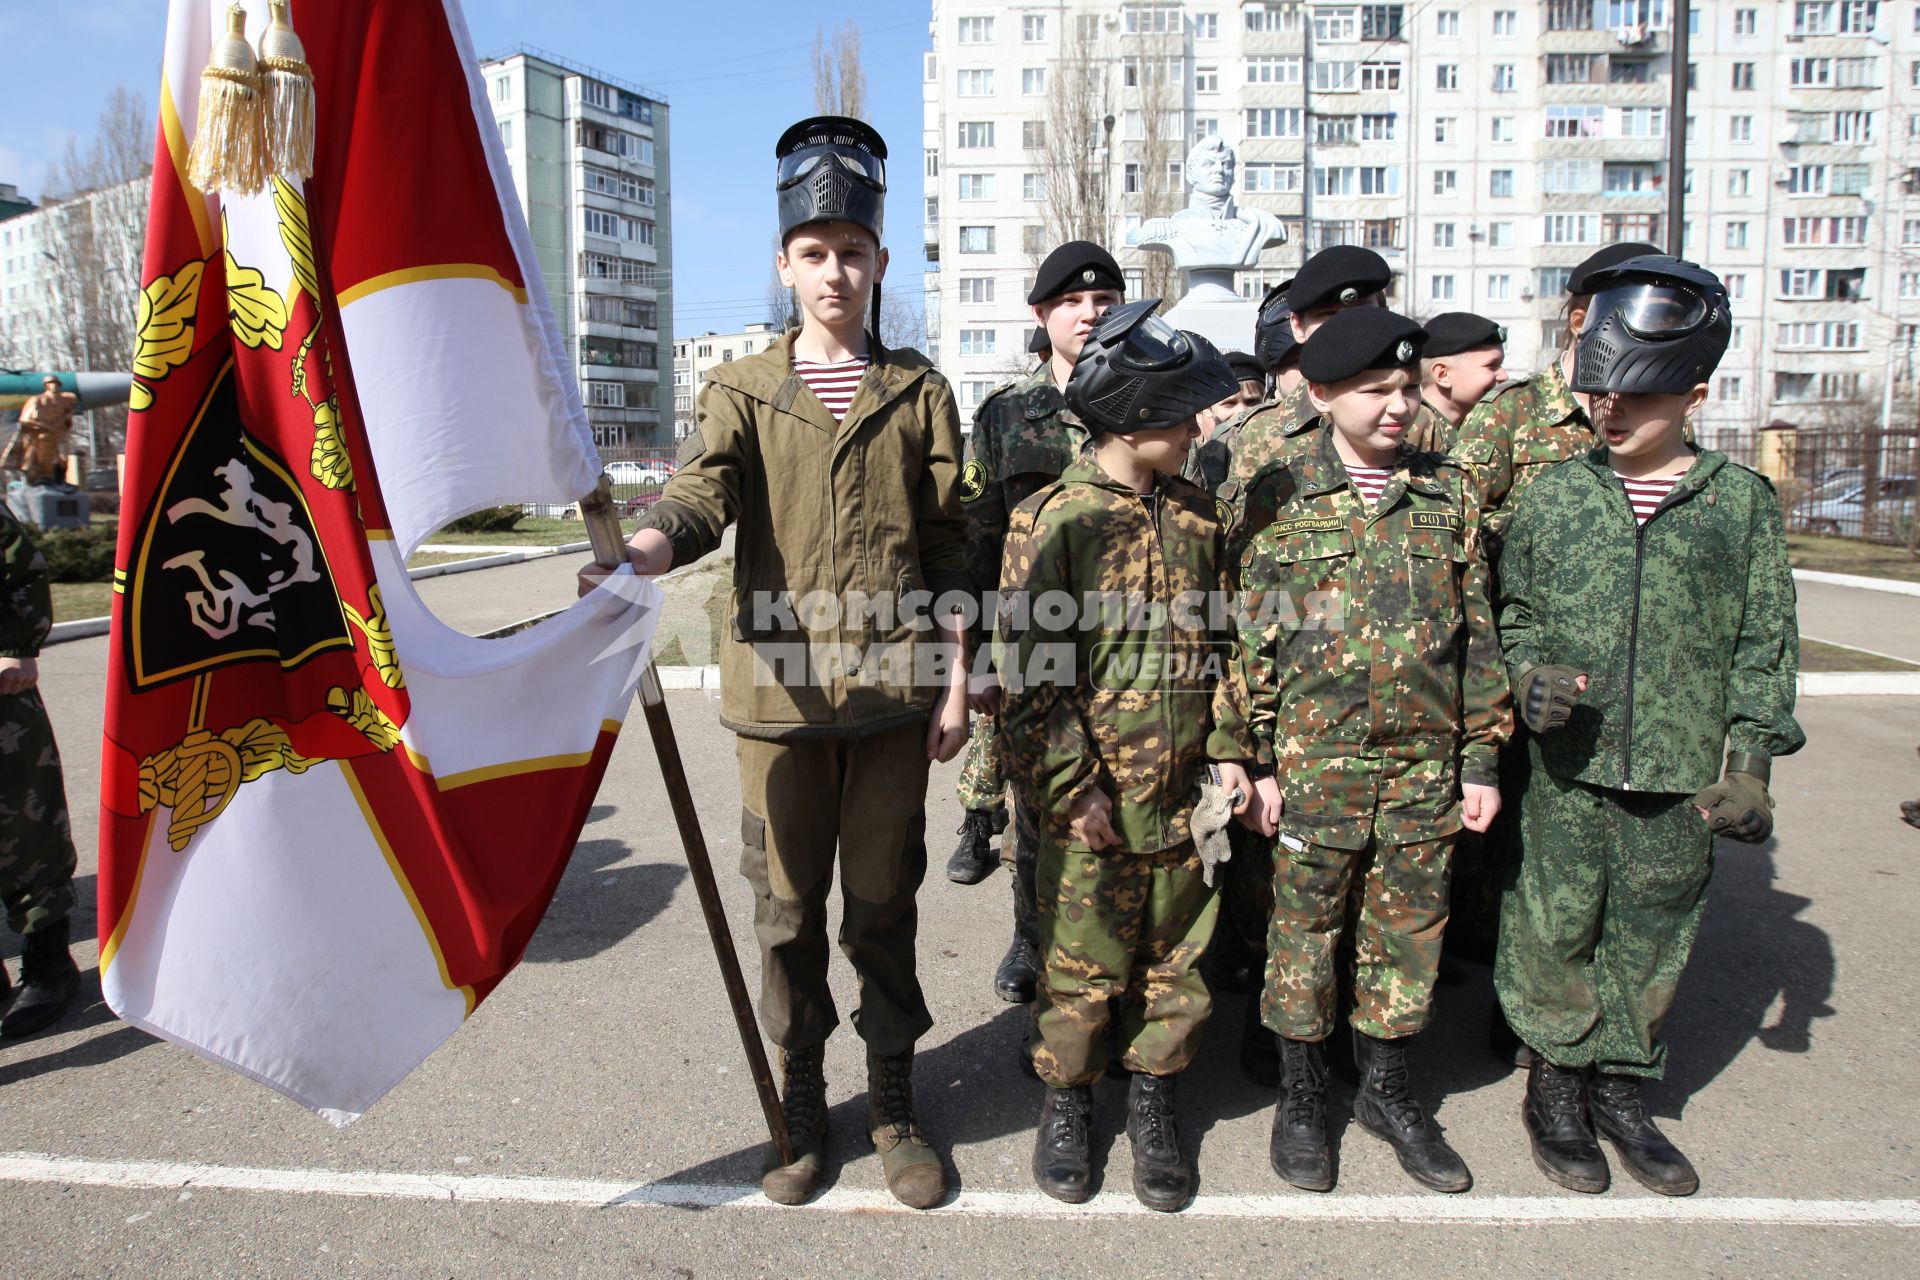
[522,445,681,520]
[1774,428,1920,547]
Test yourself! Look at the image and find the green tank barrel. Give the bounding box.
[0,371,133,412]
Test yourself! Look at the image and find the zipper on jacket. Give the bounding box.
[1619,480,1697,790]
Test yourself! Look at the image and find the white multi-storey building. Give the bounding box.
[672,322,782,438]
[484,46,673,448]
[923,1,1920,439]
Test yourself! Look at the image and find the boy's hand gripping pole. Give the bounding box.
[578,477,795,1166]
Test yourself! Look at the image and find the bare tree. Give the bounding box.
[1040,33,1117,253]
[1131,39,1184,303]
[812,21,867,120]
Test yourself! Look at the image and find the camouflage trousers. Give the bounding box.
[1030,834,1217,1087]
[1495,750,1715,1080]
[0,688,78,938]
[954,711,1006,811]
[735,725,934,1057]
[1262,752,1460,1042]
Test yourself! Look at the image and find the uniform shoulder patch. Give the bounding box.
[1215,495,1237,534]
[959,457,987,503]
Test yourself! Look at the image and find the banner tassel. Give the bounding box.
[258,0,315,181]
[185,4,267,196]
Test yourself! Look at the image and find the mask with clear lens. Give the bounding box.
[1583,281,1710,339]
[1117,310,1193,371]
[777,146,886,191]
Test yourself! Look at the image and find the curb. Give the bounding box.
[1793,569,1920,598]
[1798,671,1920,697]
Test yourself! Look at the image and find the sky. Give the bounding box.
[0,0,934,337]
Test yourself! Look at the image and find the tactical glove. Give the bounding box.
[1691,753,1774,844]
[1515,664,1587,735]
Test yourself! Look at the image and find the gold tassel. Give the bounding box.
[186,4,268,196]
[257,0,315,181]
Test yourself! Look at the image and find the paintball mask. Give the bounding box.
[1571,256,1731,396]
[775,115,887,242]
[1065,299,1239,436]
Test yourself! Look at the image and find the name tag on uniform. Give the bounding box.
[1270,516,1346,537]
[1407,511,1462,532]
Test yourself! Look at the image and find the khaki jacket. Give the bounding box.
[641,333,971,739]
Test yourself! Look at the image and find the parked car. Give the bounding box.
[604,460,674,486]
[1797,475,1916,537]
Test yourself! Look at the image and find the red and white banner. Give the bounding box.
[99,0,657,1124]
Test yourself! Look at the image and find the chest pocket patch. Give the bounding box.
[1407,510,1462,534]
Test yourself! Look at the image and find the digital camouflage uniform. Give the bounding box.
[1442,358,1595,961]
[996,458,1252,1087]
[958,366,1089,925]
[1235,424,1511,1042]
[0,509,77,944]
[1494,449,1804,1078]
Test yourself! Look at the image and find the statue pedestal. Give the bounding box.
[1164,269,1260,355]
[7,482,89,530]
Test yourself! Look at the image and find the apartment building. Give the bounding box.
[923,1,1920,438]
[484,47,674,448]
[671,322,782,438]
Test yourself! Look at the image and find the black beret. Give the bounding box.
[1026,325,1051,355]
[1567,242,1661,295]
[1298,309,1427,384]
[1225,352,1266,385]
[1286,246,1392,312]
[1027,241,1126,304]
[1422,312,1506,359]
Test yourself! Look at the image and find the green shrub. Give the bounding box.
[36,520,119,582]
[440,505,523,535]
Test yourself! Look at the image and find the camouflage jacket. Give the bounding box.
[996,458,1254,854]
[1450,359,1592,561]
[0,507,53,659]
[1404,396,1458,455]
[960,365,1088,611]
[1235,423,1511,791]
[1499,449,1806,794]
[1222,381,1314,504]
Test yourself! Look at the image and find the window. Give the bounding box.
[1195,66,1219,94]
[1782,215,1869,246]
[1313,6,1359,41]
[957,69,993,96]
[1491,116,1515,143]
[1362,218,1403,250]
[1616,107,1667,138]
[1314,166,1356,197]
[1316,115,1357,146]
[1544,213,1600,244]
[1787,164,1828,196]
[957,380,994,411]
[1604,162,1657,193]
[1546,0,1596,30]
[959,278,994,305]
[1361,166,1400,196]
[1433,222,1457,248]
[585,168,654,204]
[1194,117,1219,138]
[1361,5,1406,39]
[1735,9,1757,35]
[956,174,993,200]
[1493,9,1518,36]
[1436,9,1460,36]
[1487,273,1513,302]
[1245,5,1302,33]
[1838,1,1878,35]
[1604,212,1660,241]
[585,297,656,327]
[957,15,994,43]
[584,209,620,238]
[1124,163,1143,194]
[958,329,996,357]
[1725,273,1748,301]
[1730,115,1754,143]
[1780,268,1821,298]
[1791,58,1832,88]
[1193,12,1219,39]
[1610,58,1651,84]
[1022,173,1046,202]
[1360,61,1402,91]
[1361,114,1397,141]
[1433,169,1458,196]
[1021,14,1045,41]
[1727,169,1751,197]
[1123,57,1184,89]
[577,123,652,163]
[1832,111,1874,144]
[1434,116,1456,143]
[1430,274,1457,303]
[1902,272,1920,300]
[1245,107,1304,138]
[1243,163,1303,193]
[1022,68,1046,95]
[492,76,512,104]
[1123,3,1183,34]
[956,121,993,149]
[958,225,994,253]
[1313,61,1359,92]
[1435,64,1458,91]
[579,253,662,286]
[583,82,612,111]
[580,337,655,369]
[1907,219,1920,245]
[1536,266,1574,296]
[1732,63,1754,91]
[1778,321,1862,348]
[1489,222,1514,248]
[1546,53,1596,84]
[1718,377,1744,403]
[497,119,513,148]
[1545,105,1605,138]
[1491,63,1516,92]
[1490,169,1515,198]
[1775,372,1815,403]
[1247,57,1302,84]
[1540,157,1602,194]
[1022,120,1046,149]
[1023,224,1047,255]
[1726,221,1750,249]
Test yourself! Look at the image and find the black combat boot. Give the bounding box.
[1522,1057,1609,1193]
[1031,1084,1094,1202]
[1239,997,1281,1087]
[1352,1033,1471,1193]
[761,1046,828,1205]
[994,858,1039,1003]
[1270,1037,1335,1191]
[867,1046,947,1209]
[945,809,998,885]
[1,921,79,1039]
[1589,1073,1699,1196]
[1126,1072,1194,1212]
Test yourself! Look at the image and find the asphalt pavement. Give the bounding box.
[4,550,1919,1278]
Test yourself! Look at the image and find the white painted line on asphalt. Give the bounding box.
[1801,634,1920,667]
[2,1154,1916,1227]
[1794,569,1920,599]
[1798,671,1920,696]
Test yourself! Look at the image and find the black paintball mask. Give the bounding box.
[1253,282,1299,373]
[775,115,888,243]
[1571,256,1731,396]
[1065,299,1239,437]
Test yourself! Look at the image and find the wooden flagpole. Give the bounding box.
[578,478,794,1166]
